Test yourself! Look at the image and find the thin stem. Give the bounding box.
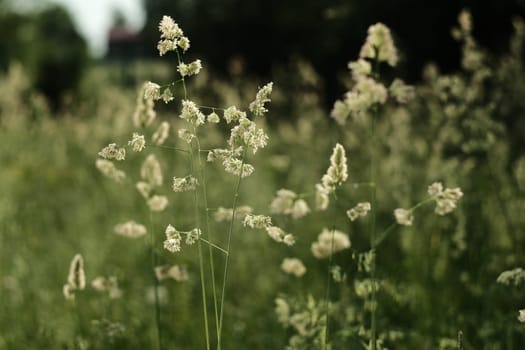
[73,298,84,343]
[190,141,211,350]
[199,237,229,255]
[149,212,162,350]
[175,49,188,98]
[369,113,377,350]
[374,222,397,248]
[178,50,211,349]
[323,226,337,349]
[369,48,381,350]
[217,147,247,349]
[457,330,463,350]
[197,105,227,111]
[147,144,190,153]
[195,134,221,341]
[159,79,185,89]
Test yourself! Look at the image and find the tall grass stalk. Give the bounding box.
[369,54,380,350]
[189,144,211,350]
[176,47,212,350]
[149,212,162,350]
[322,225,337,349]
[195,134,221,342]
[217,148,247,350]
[457,331,463,350]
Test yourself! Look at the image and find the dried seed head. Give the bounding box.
[67,254,86,290]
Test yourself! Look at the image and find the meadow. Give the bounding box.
[1,11,525,350]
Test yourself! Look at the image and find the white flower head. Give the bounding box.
[180,100,205,126]
[243,214,272,229]
[128,133,146,152]
[347,202,371,221]
[245,121,268,153]
[227,118,268,154]
[223,106,247,124]
[496,268,525,286]
[152,121,170,145]
[311,228,351,259]
[270,189,297,215]
[157,39,178,56]
[359,22,398,66]
[429,183,463,215]
[207,112,220,123]
[114,221,147,238]
[178,128,195,144]
[266,227,282,242]
[330,100,351,125]
[265,226,293,245]
[281,258,306,277]
[315,184,330,210]
[91,276,108,292]
[144,81,161,100]
[177,59,202,77]
[458,9,472,33]
[352,77,388,106]
[519,309,525,323]
[178,36,190,52]
[214,206,253,222]
[161,87,174,103]
[275,298,290,325]
[185,228,201,245]
[141,154,163,187]
[67,254,86,290]
[207,147,243,162]
[96,159,126,182]
[222,158,254,177]
[394,208,414,226]
[348,59,372,78]
[427,182,444,196]
[147,195,168,212]
[155,264,189,282]
[249,82,273,117]
[291,199,310,219]
[98,143,125,161]
[283,234,296,246]
[159,16,183,40]
[63,283,75,300]
[133,82,157,127]
[163,224,182,253]
[172,176,199,192]
[321,143,348,192]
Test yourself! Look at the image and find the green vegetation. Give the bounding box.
[1,11,525,350]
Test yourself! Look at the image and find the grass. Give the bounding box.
[1,12,525,350]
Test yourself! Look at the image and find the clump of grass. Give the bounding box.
[91,15,297,350]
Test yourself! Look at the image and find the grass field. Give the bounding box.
[1,12,525,350]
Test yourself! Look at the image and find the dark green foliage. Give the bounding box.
[0,5,88,110]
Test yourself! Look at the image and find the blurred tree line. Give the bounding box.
[1,0,525,110]
[0,1,88,110]
[141,0,525,104]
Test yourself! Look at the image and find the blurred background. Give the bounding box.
[1,0,525,349]
[1,0,525,109]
